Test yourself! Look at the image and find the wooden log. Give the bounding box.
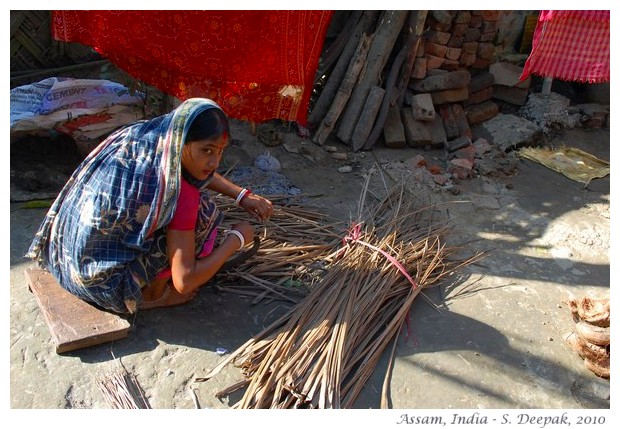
[396,11,429,107]
[354,20,409,151]
[308,11,378,127]
[336,11,408,144]
[350,85,385,150]
[316,11,363,79]
[383,105,407,148]
[361,11,428,151]
[312,34,372,146]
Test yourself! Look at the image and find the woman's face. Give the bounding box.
[181,134,228,181]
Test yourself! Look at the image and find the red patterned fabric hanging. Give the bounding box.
[520,10,610,83]
[51,10,334,125]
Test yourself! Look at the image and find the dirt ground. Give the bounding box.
[8,114,611,418]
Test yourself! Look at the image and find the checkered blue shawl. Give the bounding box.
[27,98,223,314]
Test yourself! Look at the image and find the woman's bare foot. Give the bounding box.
[141,281,198,310]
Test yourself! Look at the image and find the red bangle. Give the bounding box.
[240,189,252,203]
[235,188,252,205]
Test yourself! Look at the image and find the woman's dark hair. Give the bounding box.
[186,108,229,142]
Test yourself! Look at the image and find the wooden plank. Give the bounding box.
[25,268,131,354]
[336,11,408,144]
[363,11,428,151]
[308,11,377,126]
[312,34,372,146]
[350,85,385,151]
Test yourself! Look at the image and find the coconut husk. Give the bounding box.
[567,296,610,327]
[574,321,610,346]
[584,357,610,379]
[564,331,609,362]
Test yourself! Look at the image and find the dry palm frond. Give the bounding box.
[199,182,483,408]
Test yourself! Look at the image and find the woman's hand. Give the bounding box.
[240,193,274,222]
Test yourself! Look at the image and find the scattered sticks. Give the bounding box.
[96,360,151,409]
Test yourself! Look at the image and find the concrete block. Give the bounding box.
[411,93,436,121]
[477,113,542,152]
[493,85,529,105]
[489,62,531,88]
[401,108,433,148]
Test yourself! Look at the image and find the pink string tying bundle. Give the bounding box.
[339,222,420,291]
[338,222,420,343]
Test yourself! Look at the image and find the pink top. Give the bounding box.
[154,178,217,280]
[168,178,200,231]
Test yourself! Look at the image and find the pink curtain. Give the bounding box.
[520,10,610,83]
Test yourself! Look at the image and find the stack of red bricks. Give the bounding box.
[401,10,508,151]
[416,10,501,77]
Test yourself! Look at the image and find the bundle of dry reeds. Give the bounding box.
[199,183,480,408]
[213,194,346,304]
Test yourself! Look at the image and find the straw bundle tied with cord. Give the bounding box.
[198,176,482,408]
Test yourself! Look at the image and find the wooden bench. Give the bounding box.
[25,268,131,354]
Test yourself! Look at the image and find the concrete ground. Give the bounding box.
[8,119,610,420]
